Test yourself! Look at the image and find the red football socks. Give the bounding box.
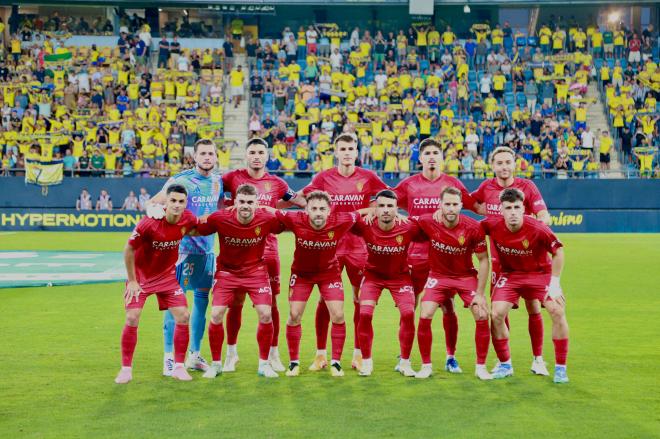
[173,324,189,363]
[286,324,302,362]
[331,322,346,362]
[226,305,243,345]
[528,313,544,357]
[553,338,569,365]
[314,301,330,350]
[443,311,459,356]
[208,322,224,362]
[493,337,511,363]
[256,322,274,361]
[475,320,490,365]
[358,305,375,359]
[399,311,415,360]
[121,324,138,367]
[417,317,433,364]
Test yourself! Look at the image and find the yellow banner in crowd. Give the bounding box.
[25,159,64,186]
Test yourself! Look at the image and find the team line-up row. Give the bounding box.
[114,137,569,384]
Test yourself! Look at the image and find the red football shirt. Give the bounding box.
[471,177,547,217]
[128,210,198,283]
[394,172,477,261]
[480,216,562,275]
[414,214,487,278]
[223,169,295,256]
[276,210,358,279]
[352,218,421,280]
[197,209,284,276]
[303,167,387,255]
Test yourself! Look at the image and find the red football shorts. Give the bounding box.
[265,253,281,296]
[338,252,366,289]
[212,267,272,307]
[288,273,345,302]
[125,273,187,310]
[421,275,478,308]
[409,257,430,296]
[358,274,415,314]
[491,273,551,307]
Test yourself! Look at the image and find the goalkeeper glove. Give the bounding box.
[146,203,166,219]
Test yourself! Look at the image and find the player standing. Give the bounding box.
[115,185,197,384]
[482,188,569,384]
[221,138,305,373]
[195,184,285,378]
[353,190,419,377]
[146,139,223,376]
[270,191,359,377]
[414,187,492,380]
[393,138,479,374]
[303,133,388,370]
[471,146,552,376]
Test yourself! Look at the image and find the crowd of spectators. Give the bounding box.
[244,20,659,178]
[75,186,151,210]
[0,23,234,178]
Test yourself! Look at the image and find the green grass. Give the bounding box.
[1,232,659,438]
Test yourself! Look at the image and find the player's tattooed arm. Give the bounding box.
[123,243,142,305]
[473,202,487,216]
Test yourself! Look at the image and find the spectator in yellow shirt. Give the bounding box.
[229,65,245,108]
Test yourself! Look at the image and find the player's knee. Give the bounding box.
[176,310,190,325]
[258,310,272,324]
[125,313,140,327]
[210,309,224,324]
[491,309,507,323]
[525,299,542,314]
[330,312,345,324]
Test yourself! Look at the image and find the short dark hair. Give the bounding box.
[499,188,525,204]
[236,183,257,197]
[166,184,188,196]
[247,137,269,149]
[375,189,398,201]
[441,186,462,200]
[305,190,332,206]
[194,138,216,153]
[419,138,442,153]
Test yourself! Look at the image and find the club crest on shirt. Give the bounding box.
[328,231,335,239]
[264,181,272,191]
[180,227,187,235]
[458,235,465,246]
[255,226,261,236]
[356,180,365,191]
[522,238,529,249]
[396,235,404,244]
[213,181,220,194]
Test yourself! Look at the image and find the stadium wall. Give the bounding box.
[1,177,659,233]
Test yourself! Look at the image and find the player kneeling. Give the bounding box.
[482,188,570,384]
[195,184,285,378]
[414,187,492,380]
[354,190,419,377]
[115,185,198,384]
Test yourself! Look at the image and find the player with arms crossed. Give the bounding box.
[146,139,223,375]
[482,188,569,384]
[303,133,388,371]
[471,146,552,376]
[266,191,359,377]
[221,138,305,373]
[353,190,420,377]
[115,185,198,384]
[195,184,285,378]
[394,138,479,374]
[414,187,492,380]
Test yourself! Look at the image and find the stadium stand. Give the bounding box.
[0,8,658,180]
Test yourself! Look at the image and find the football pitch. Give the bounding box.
[1,232,659,438]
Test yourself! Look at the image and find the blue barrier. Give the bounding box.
[1,177,659,232]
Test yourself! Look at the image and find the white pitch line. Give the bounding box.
[0,232,17,236]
